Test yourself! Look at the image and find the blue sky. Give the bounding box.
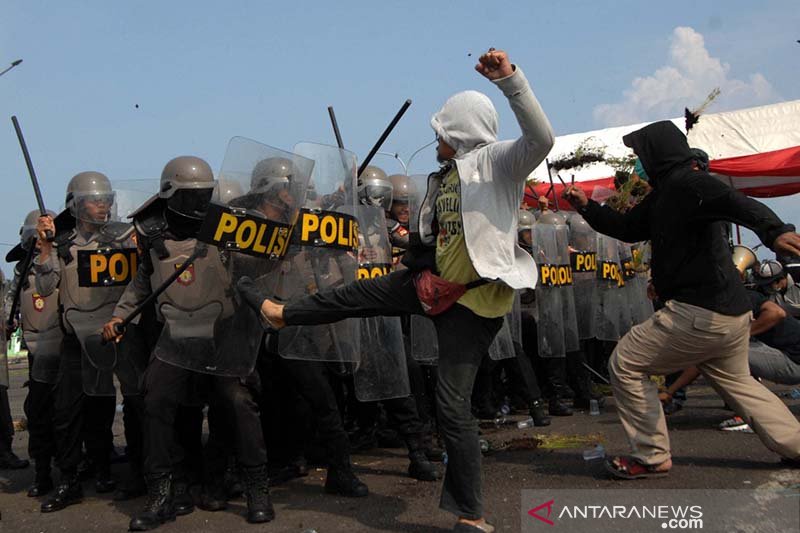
[1,1,798,271]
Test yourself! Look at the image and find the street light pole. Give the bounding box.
[0,59,23,78]
[376,151,408,175]
[404,139,437,175]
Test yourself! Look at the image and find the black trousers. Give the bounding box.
[52,335,115,476]
[24,372,56,465]
[275,355,352,471]
[121,395,145,477]
[283,269,502,519]
[0,386,14,452]
[520,314,571,399]
[141,357,266,476]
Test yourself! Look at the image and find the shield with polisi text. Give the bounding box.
[532,214,579,357]
[276,142,362,362]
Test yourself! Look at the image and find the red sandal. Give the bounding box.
[604,456,670,480]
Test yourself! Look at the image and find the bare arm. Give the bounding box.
[659,366,702,405]
[751,300,786,336]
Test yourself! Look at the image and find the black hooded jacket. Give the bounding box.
[580,121,795,316]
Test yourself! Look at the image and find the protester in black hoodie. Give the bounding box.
[564,120,800,479]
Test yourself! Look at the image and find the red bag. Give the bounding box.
[413,269,488,316]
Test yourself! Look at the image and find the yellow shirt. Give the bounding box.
[435,166,514,318]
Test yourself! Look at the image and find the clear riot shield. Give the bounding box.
[594,233,626,341]
[405,173,431,244]
[350,205,410,401]
[349,205,410,398]
[568,214,598,340]
[159,138,313,377]
[488,293,520,360]
[509,291,523,355]
[532,220,580,357]
[406,173,440,364]
[627,242,654,326]
[70,307,133,394]
[75,182,156,395]
[488,317,515,360]
[28,330,62,384]
[353,315,410,401]
[617,241,636,336]
[114,179,161,221]
[275,142,361,362]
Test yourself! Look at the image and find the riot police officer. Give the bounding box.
[105,156,272,530]
[5,210,60,494]
[350,167,439,481]
[250,156,369,497]
[35,172,141,512]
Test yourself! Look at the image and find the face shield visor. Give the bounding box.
[70,191,117,225]
[361,183,393,209]
[166,188,214,220]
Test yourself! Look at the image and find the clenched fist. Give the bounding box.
[475,48,514,81]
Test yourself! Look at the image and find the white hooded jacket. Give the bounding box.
[419,67,554,289]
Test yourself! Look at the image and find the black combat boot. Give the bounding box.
[198,483,227,512]
[529,399,552,427]
[40,472,83,512]
[405,436,439,481]
[242,464,275,524]
[28,458,54,497]
[128,474,176,531]
[0,447,30,470]
[324,466,368,497]
[172,476,195,516]
[95,463,117,494]
[113,465,147,501]
[548,398,573,416]
[419,431,445,462]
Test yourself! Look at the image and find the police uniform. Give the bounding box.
[35,218,136,510]
[113,156,272,530]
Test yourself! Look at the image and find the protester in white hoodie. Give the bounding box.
[259,48,553,533]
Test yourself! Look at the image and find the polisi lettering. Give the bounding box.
[209,210,290,258]
[570,251,596,273]
[538,263,574,287]
[78,248,138,287]
[357,263,392,280]
[294,209,359,252]
[599,260,625,286]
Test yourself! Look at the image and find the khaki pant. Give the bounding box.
[609,300,800,465]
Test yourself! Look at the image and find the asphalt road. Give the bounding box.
[2,356,799,532]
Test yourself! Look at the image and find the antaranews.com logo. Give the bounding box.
[520,489,799,533]
[528,499,703,530]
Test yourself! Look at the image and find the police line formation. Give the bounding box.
[0,52,772,533]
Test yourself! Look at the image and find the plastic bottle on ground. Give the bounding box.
[516,417,534,429]
[582,444,605,461]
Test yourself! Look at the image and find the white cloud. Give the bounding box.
[593,27,780,127]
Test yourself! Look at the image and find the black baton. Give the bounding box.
[328,106,345,150]
[11,116,53,241]
[357,99,412,179]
